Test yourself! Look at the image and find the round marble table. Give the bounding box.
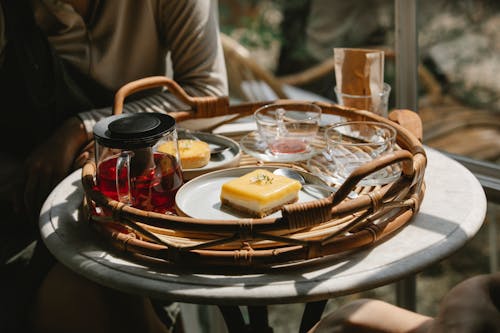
[39,148,486,329]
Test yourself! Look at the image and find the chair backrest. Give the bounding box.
[221,33,288,102]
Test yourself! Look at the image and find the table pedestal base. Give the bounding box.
[396,276,416,311]
[218,301,327,333]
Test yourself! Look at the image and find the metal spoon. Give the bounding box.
[208,144,231,155]
[179,129,230,155]
[273,168,358,199]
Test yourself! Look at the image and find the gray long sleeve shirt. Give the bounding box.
[0,0,228,140]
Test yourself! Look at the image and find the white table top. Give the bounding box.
[39,148,486,306]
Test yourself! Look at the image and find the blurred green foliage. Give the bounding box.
[218,0,282,49]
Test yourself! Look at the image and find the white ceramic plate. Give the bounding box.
[177,130,241,180]
[175,166,330,220]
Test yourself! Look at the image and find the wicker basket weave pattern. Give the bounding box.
[81,77,426,268]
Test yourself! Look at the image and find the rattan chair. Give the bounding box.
[221,33,335,104]
[221,33,288,102]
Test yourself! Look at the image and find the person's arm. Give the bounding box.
[161,0,227,98]
[21,116,88,219]
[77,0,228,141]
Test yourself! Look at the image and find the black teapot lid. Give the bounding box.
[93,113,176,149]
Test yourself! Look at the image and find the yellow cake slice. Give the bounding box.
[158,139,211,169]
[220,169,302,217]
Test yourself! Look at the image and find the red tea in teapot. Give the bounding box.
[93,113,183,214]
[97,153,183,213]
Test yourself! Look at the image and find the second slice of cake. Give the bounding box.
[220,169,302,217]
[158,139,211,169]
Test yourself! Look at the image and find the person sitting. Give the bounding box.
[0,1,226,332]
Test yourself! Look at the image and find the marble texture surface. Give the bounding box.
[39,148,486,306]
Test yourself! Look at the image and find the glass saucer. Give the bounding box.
[240,131,322,162]
[306,150,402,187]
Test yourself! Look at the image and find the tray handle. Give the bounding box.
[112,76,230,120]
[332,150,414,206]
[281,150,414,230]
[388,109,423,142]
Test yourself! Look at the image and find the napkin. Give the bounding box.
[334,48,385,111]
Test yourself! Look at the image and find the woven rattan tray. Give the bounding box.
[81,77,426,269]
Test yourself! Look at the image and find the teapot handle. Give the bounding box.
[112,76,230,120]
[116,151,132,206]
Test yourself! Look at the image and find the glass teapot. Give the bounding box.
[93,113,183,213]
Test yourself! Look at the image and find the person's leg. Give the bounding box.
[29,262,171,333]
[0,204,53,333]
[1,242,39,333]
[309,298,433,333]
[429,273,500,333]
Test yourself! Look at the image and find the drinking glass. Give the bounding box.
[334,83,391,117]
[324,121,398,185]
[254,102,321,156]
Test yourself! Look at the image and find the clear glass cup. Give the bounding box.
[254,102,322,156]
[334,83,391,117]
[324,121,398,186]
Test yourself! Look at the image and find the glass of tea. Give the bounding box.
[93,113,183,214]
[254,102,322,156]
